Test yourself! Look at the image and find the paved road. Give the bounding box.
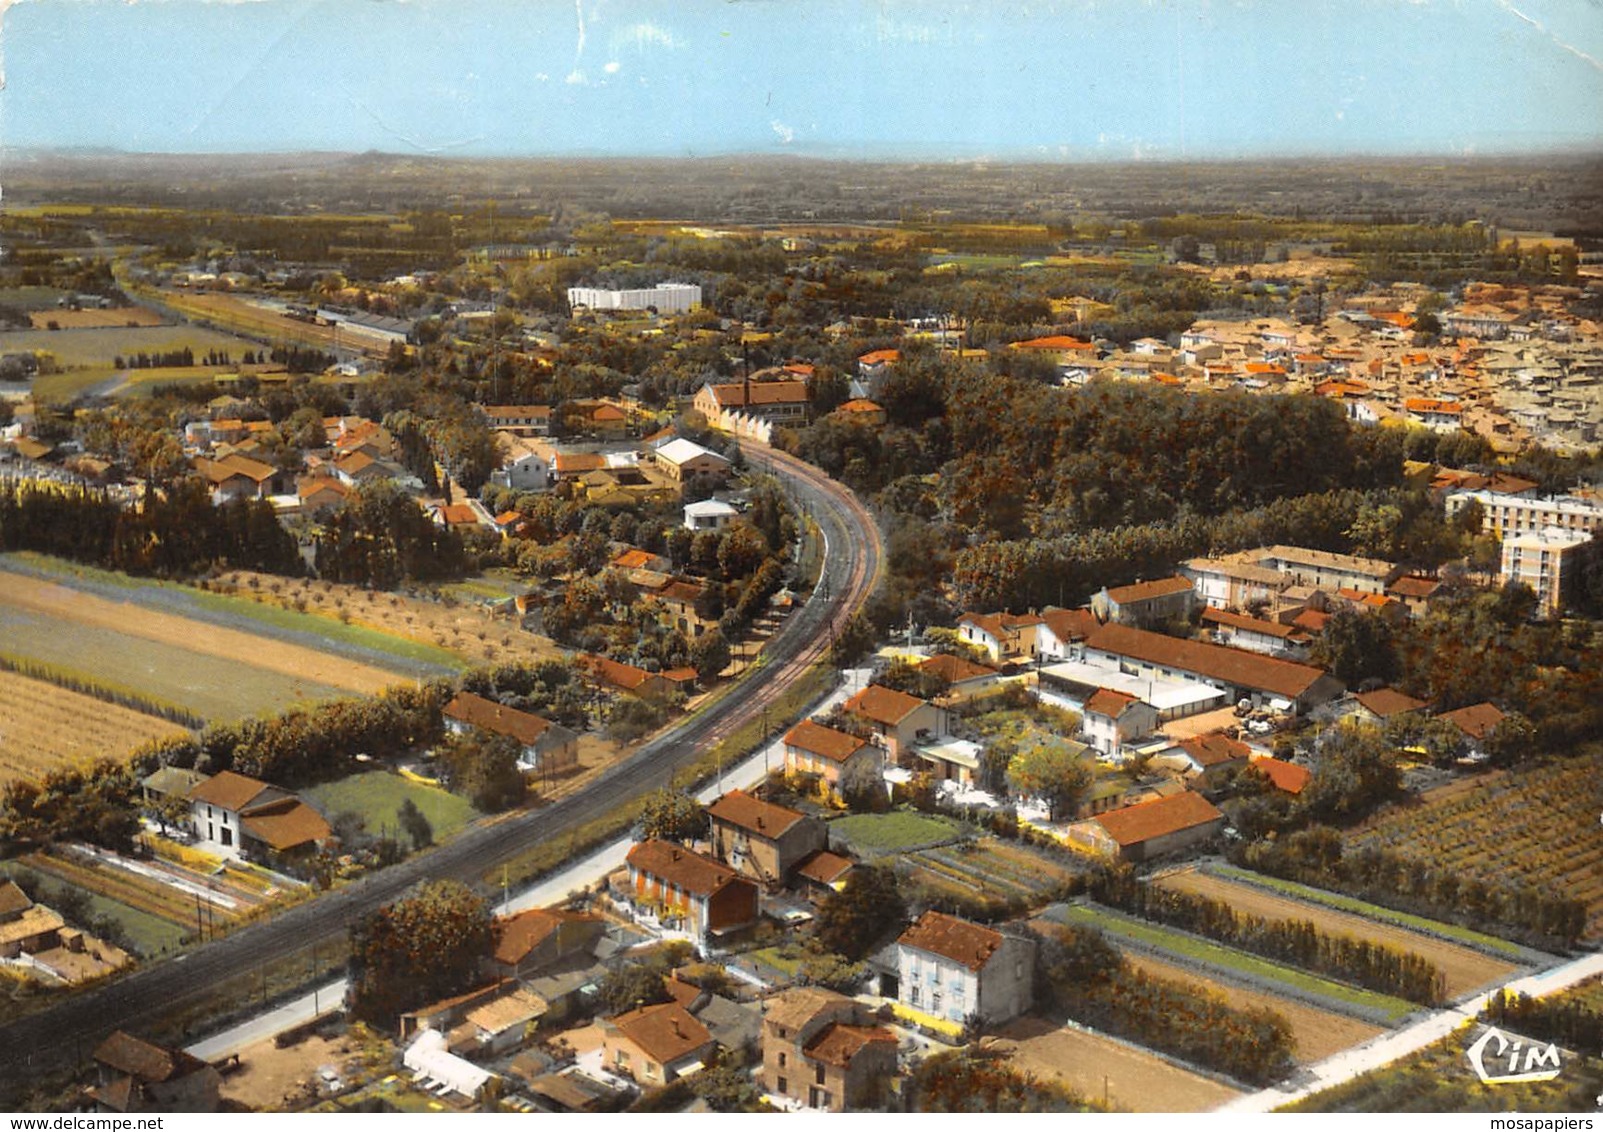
[0,441,882,1083]
[1217,949,1603,1112]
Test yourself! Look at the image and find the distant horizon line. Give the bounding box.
[6,143,1603,168]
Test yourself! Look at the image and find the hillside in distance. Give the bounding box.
[4,148,1602,232]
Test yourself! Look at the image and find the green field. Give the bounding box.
[1,863,190,957]
[827,810,964,856]
[304,771,480,843]
[1048,902,1419,1023]
[1208,863,1531,961]
[0,605,350,722]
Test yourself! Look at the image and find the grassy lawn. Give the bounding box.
[304,771,480,842]
[1050,902,1418,1024]
[0,862,190,958]
[828,810,965,856]
[1209,863,1530,961]
[747,946,803,977]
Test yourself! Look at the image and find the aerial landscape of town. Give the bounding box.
[0,0,1601,1120]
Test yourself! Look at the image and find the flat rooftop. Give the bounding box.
[1038,661,1228,715]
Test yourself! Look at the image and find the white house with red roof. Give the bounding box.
[1079,688,1159,757]
[891,910,1035,1026]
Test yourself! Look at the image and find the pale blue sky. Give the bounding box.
[3,0,1601,158]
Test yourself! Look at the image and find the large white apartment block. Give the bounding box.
[1502,526,1591,616]
[566,282,701,313]
[1446,490,1603,540]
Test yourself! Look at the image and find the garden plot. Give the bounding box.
[1122,953,1383,1064]
[1160,867,1521,997]
[1044,902,1419,1025]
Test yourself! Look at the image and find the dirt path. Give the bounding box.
[1124,953,1383,1064]
[0,573,407,695]
[992,1016,1242,1112]
[1159,868,1519,997]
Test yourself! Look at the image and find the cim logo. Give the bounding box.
[1466,1026,1564,1086]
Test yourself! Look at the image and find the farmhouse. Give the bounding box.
[193,452,281,503]
[622,839,760,949]
[890,910,1035,1026]
[760,988,898,1113]
[705,789,826,886]
[1350,687,1430,725]
[442,691,579,776]
[186,771,332,864]
[1071,790,1225,863]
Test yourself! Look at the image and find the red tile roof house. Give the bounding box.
[760,987,898,1112]
[1249,755,1312,795]
[580,654,680,700]
[1174,731,1254,789]
[1090,576,1197,628]
[1068,790,1225,863]
[890,910,1036,1027]
[782,720,884,801]
[601,1000,716,1088]
[1079,688,1159,757]
[622,839,760,952]
[443,691,579,777]
[86,1031,221,1113]
[841,685,946,760]
[487,907,607,981]
[1349,687,1431,726]
[917,653,1002,701]
[187,771,332,867]
[705,789,827,887]
[1437,701,1508,759]
[957,610,1045,663]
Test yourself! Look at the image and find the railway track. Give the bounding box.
[0,440,882,1085]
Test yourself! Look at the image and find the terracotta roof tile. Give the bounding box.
[1438,701,1507,740]
[1353,688,1429,718]
[188,770,270,811]
[1092,790,1224,847]
[608,1001,711,1065]
[897,910,1005,973]
[1104,576,1194,605]
[627,839,744,898]
[705,789,808,840]
[843,685,929,727]
[1085,623,1335,701]
[1178,731,1252,769]
[803,1022,897,1068]
[783,720,872,764]
[1251,756,1311,795]
[445,692,557,748]
[93,1032,208,1084]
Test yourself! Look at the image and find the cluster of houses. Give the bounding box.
[379,775,1047,1112]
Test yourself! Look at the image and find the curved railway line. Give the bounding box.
[0,440,883,1085]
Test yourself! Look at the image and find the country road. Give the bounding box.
[0,440,883,1086]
